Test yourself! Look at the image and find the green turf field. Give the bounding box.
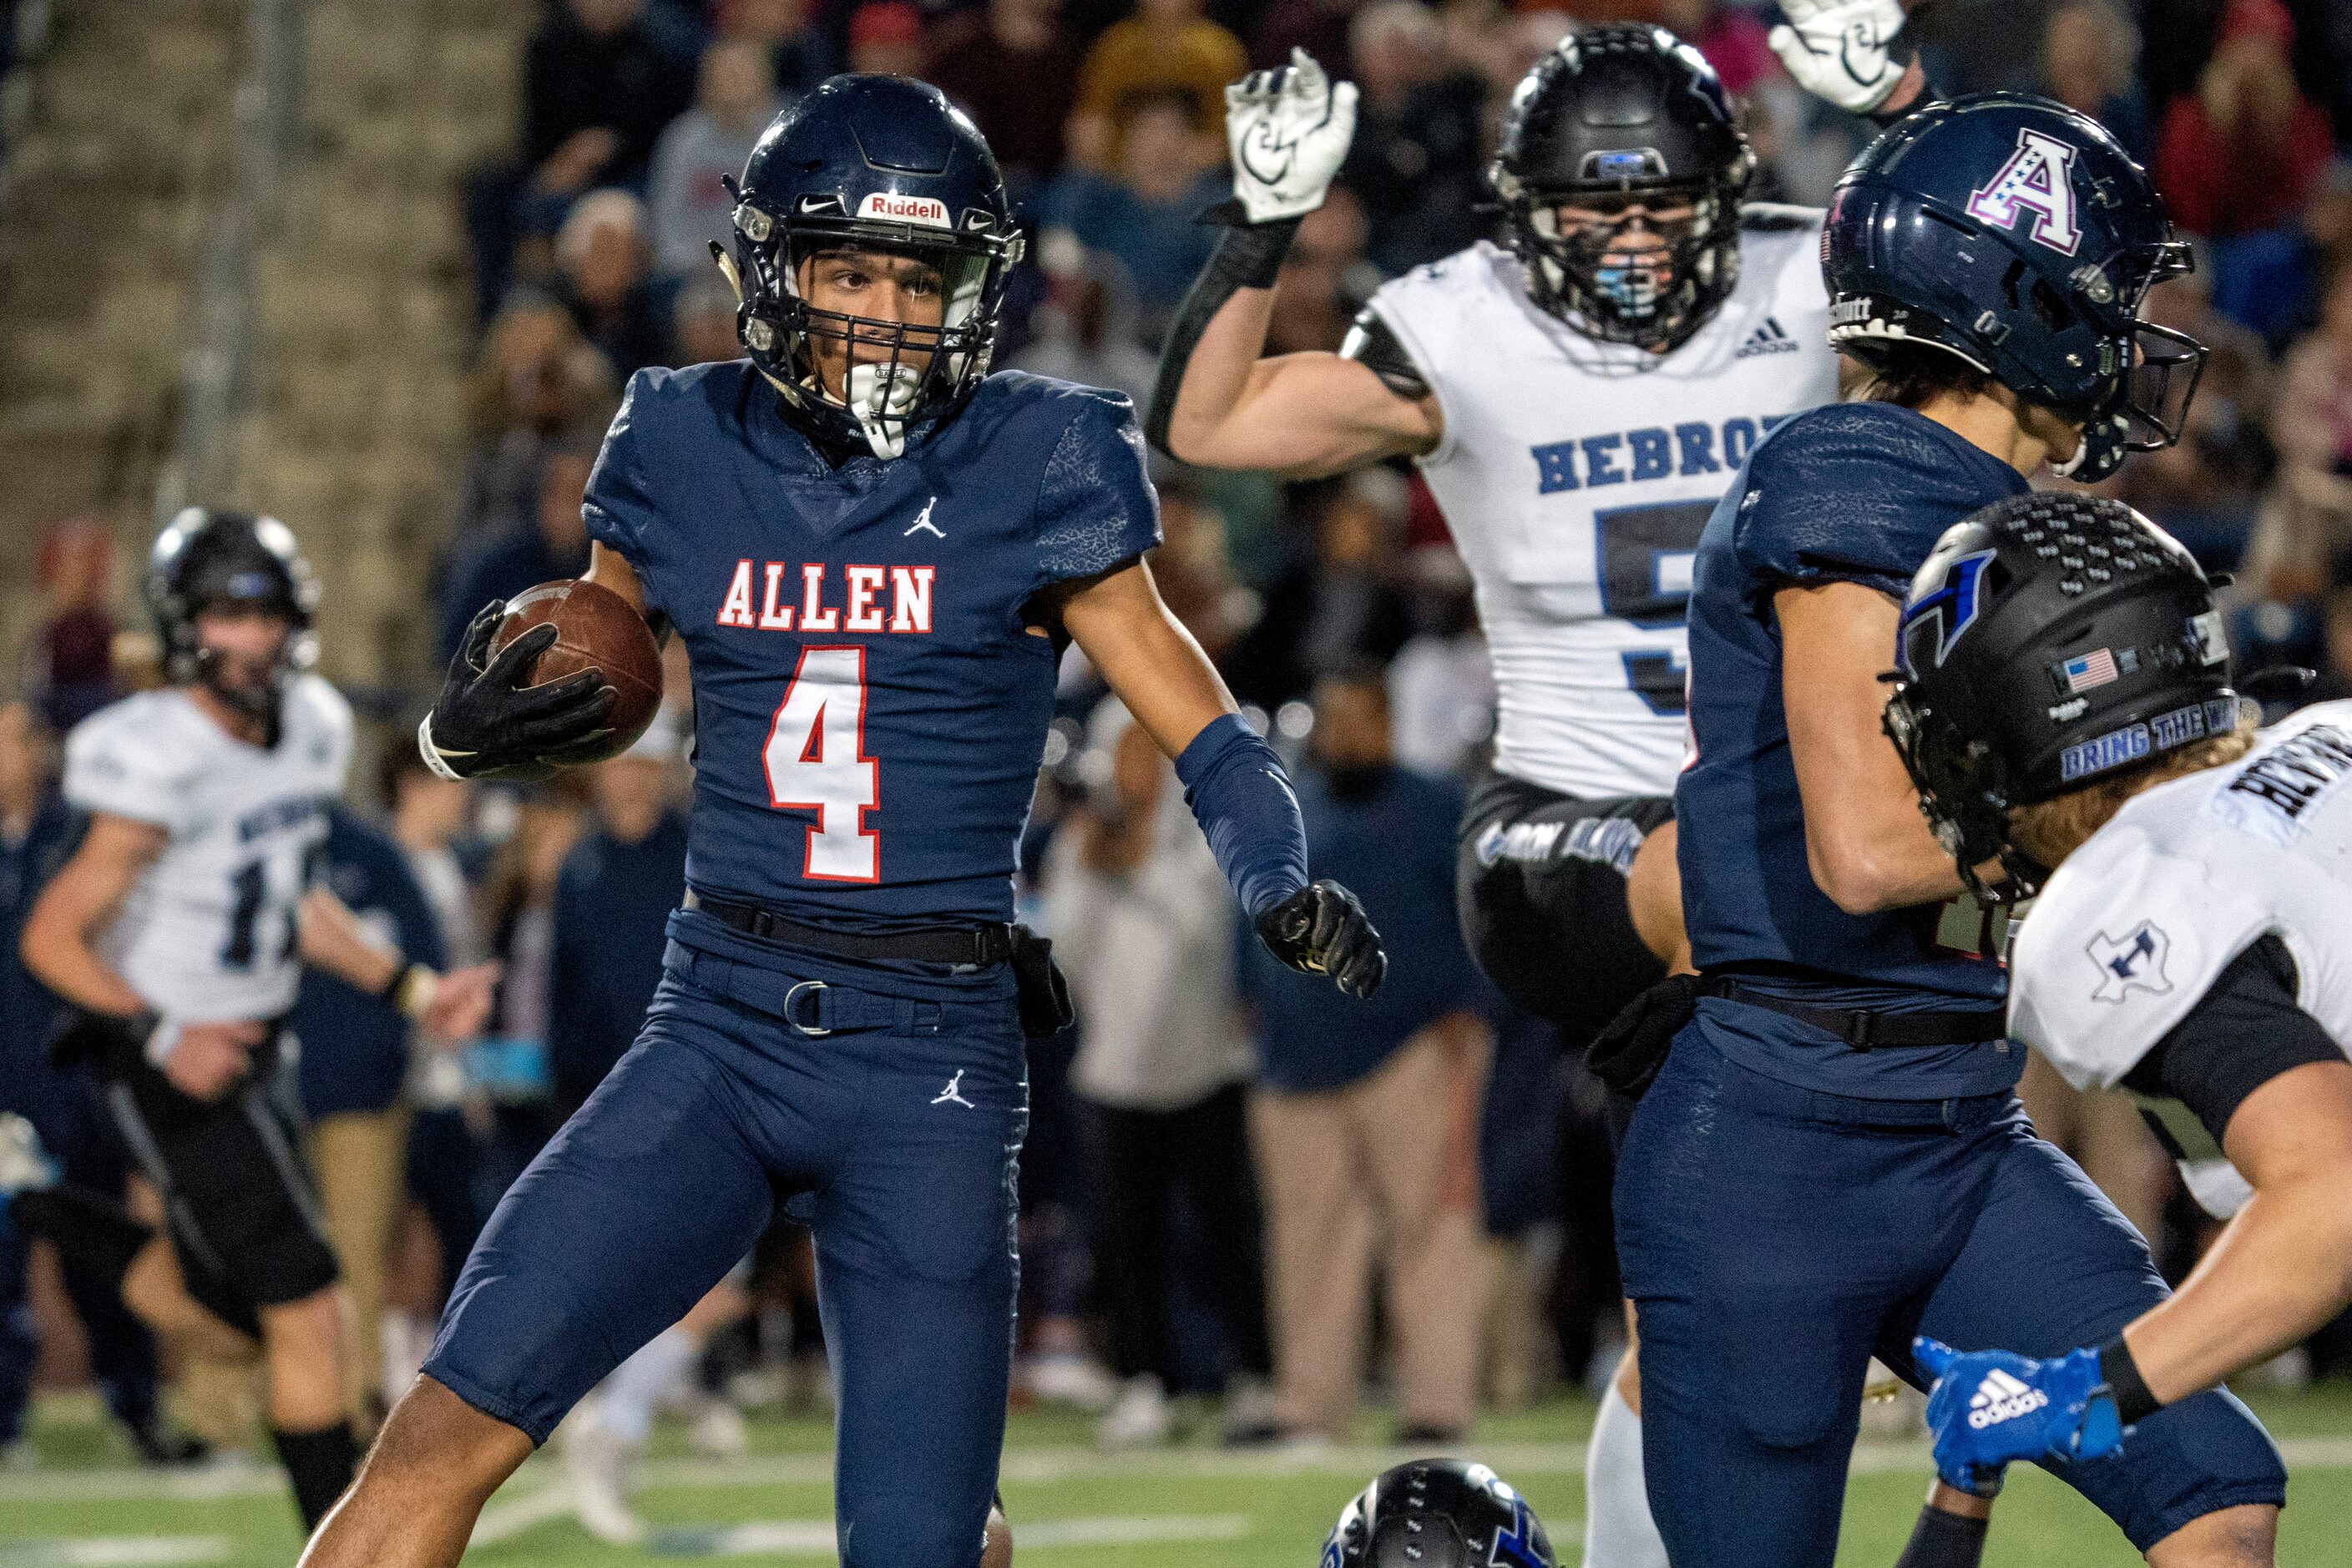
[4,1386,2349,1565]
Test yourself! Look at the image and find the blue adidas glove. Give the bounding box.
[1914,1337,2124,1492]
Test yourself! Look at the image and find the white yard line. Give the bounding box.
[0,1540,231,1567]
[8,1435,2352,1508]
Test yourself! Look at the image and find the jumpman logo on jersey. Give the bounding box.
[931,1070,975,1108]
[904,497,944,539]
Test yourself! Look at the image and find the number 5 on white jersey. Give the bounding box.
[762,647,880,882]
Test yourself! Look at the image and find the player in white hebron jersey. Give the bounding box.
[1879,493,2352,1495]
[1146,24,1914,1565]
[15,510,493,1530]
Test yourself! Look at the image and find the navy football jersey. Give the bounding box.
[1674,402,2028,1097]
[584,362,1159,933]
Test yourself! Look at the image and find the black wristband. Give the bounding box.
[1144,205,1305,456]
[2097,1334,2163,1426]
[1893,1501,1990,1568]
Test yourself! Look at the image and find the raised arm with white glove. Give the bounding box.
[1225,48,1358,225]
[1767,0,1925,119]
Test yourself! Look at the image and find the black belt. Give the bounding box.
[684,890,1014,969]
[1699,976,2006,1050]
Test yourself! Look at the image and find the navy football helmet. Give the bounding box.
[1882,493,2235,900]
[1489,25,1754,353]
[1823,94,2205,481]
[719,75,1024,460]
[146,507,320,721]
[1322,1459,1556,1568]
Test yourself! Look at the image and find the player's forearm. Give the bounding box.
[20,923,148,1017]
[1156,285,1280,466]
[296,887,404,996]
[2121,1172,2352,1405]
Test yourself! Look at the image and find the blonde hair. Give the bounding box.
[2007,712,2258,869]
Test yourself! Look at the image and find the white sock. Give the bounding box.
[1584,1380,1669,1568]
[600,1328,698,1447]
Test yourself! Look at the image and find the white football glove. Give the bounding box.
[1768,0,1912,115]
[1224,48,1358,225]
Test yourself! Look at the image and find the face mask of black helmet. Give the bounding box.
[1880,492,2237,904]
[144,508,321,736]
[1489,25,1753,354]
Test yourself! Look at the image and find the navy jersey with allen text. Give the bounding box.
[1674,401,2029,1097]
[583,360,1160,936]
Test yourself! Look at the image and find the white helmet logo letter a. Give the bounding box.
[1965,129,2082,255]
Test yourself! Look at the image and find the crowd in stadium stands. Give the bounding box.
[6,0,2352,1463]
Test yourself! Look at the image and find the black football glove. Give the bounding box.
[1256,879,1386,999]
[420,600,618,781]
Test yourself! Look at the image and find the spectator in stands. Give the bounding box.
[1248,0,1357,73]
[1240,665,1490,1444]
[844,1,925,76]
[1068,0,1246,173]
[1008,241,1156,407]
[28,518,118,732]
[2038,0,2154,159]
[381,745,480,971]
[648,40,780,284]
[2112,258,2275,570]
[2154,0,2332,243]
[720,0,834,103]
[671,275,745,367]
[438,437,598,664]
[456,292,619,544]
[2246,261,2352,599]
[556,189,668,378]
[1146,478,1255,665]
[1337,1,1485,275]
[1387,547,1493,777]
[471,780,593,1190]
[1048,700,1273,1449]
[548,718,689,1118]
[1228,468,1414,710]
[929,0,1082,196]
[290,801,450,1422]
[1042,89,1225,337]
[522,0,695,195]
[1267,185,1376,355]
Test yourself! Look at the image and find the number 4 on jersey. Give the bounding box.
[762,647,880,882]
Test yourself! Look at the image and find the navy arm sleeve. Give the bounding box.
[1034,390,1163,589]
[581,371,666,610]
[1175,715,1310,921]
[2122,936,2344,1151]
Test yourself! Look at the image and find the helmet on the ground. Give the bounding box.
[1882,493,2236,900]
[721,74,1024,460]
[1488,24,1753,352]
[146,507,320,719]
[1322,1459,1556,1568]
[1823,94,2204,481]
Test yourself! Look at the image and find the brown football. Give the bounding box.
[488,579,663,762]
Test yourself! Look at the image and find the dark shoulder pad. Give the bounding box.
[1738,202,1825,234]
[1340,306,1432,402]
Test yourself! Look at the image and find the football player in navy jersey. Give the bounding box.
[1613,96,2287,1567]
[300,77,1383,1568]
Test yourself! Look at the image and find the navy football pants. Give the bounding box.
[425,940,1027,1568]
[1616,1029,2284,1568]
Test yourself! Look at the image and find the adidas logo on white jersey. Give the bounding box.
[1735,316,1800,358]
[1965,1368,2049,1429]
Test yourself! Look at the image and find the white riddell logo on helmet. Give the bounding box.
[1965,129,2083,255]
[1965,1368,2048,1429]
[859,192,950,228]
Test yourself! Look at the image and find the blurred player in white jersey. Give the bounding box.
[13,509,492,1529]
[1151,25,1854,1565]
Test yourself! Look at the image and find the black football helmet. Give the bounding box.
[145,507,320,724]
[1322,1459,1556,1568]
[719,74,1024,461]
[1882,493,2237,902]
[1488,24,1753,353]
